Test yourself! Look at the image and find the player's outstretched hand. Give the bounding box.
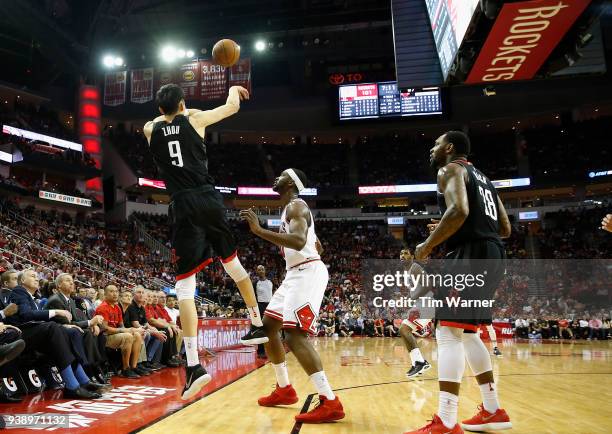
[240,208,261,234]
[230,86,250,101]
[602,214,612,233]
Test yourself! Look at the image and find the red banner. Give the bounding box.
[197,318,251,351]
[228,58,252,93]
[479,321,514,339]
[130,68,154,103]
[177,61,201,100]
[154,66,176,92]
[103,71,127,106]
[466,0,591,84]
[200,60,228,101]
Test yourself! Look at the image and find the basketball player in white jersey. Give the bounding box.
[240,169,345,424]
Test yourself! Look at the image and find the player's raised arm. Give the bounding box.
[415,163,469,260]
[190,86,249,129]
[143,115,165,143]
[497,196,511,238]
[240,201,309,251]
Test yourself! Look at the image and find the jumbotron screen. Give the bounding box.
[338,82,442,120]
[425,0,479,79]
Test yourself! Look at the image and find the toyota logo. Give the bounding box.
[329,73,345,85]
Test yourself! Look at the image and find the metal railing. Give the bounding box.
[3,205,180,290]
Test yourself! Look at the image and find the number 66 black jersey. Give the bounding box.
[149,114,215,195]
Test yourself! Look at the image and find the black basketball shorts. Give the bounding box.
[169,186,237,281]
[434,239,506,332]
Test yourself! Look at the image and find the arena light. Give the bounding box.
[186,50,195,58]
[177,49,186,58]
[102,54,125,69]
[160,45,177,62]
[255,40,266,52]
[103,55,114,68]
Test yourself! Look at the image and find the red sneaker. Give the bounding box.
[294,395,345,423]
[461,404,512,431]
[258,384,299,407]
[404,414,463,434]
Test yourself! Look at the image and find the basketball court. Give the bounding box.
[60,337,607,434]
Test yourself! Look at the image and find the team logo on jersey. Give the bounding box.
[294,303,317,334]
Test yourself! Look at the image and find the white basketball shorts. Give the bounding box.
[264,260,328,335]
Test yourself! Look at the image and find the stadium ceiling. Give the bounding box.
[0,0,392,89]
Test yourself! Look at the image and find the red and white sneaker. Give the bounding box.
[404,414,463,434]
[258,384,299,407]
[294,395,345,423]
[461,404,512,431]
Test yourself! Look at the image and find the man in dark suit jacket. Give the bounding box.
[7,269,106,399]
[0,270,19,323]
[76,287,96,318]
[46,274,108,384]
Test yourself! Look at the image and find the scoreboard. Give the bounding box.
[338,83,379,119]
[339,81,442,120]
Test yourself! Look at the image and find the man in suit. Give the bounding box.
[0,270,19,323]
[46,274,109,385]
[75,286,96,319]
[7,269,105,399]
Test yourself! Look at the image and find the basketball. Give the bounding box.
[212,39,240,67]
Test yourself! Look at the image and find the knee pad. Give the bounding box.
[175,274,196,301]
[436,326,465,383]
[462,332,492,376]
[222,256,249,282]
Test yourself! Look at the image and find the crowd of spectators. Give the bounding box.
[0,266,186,402]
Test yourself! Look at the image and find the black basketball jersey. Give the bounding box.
[148,115,214,195]
[437,159,501,249]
